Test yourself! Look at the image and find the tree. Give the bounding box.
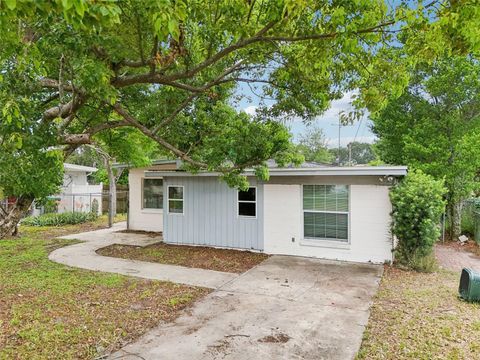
[372,56,480,239]
[330,142,377,165]
[69,127,163,217]
[296,126,333,164]
[1,0,479,238]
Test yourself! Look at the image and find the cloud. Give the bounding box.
[299,90,368,125]
[242,105,258,116]
[241,90,376,145]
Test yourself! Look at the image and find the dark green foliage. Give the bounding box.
[22,212,98,227]
[42,199,58,214]
[390,170,446,271]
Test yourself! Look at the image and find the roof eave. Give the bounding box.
[144,166,408,178]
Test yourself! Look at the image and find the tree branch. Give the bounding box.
[39,78,74,92]
[112,103,207,168]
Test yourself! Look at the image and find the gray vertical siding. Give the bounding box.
[163,176,264,250]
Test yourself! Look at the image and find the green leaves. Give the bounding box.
[151,0,187,41]
[3,0,16,10]
[372,56,480,208]
[1,0,479,208]
[390,170,447,267]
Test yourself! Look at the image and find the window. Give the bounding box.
[143,178,163,209]
[168,186,184,214]
[303,185,349,242]
[238,187,256,217]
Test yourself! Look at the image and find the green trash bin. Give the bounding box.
[459,268,480,302]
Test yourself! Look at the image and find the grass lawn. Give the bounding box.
[357,266,480,360]
[97,242,269,273]
[0,218,210,359]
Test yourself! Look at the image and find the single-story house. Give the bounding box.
[32,163,103,216]
[127,160,407,264]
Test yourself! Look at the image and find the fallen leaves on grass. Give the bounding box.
[0,222,210,359]
[357,266,480,360]
[97,242,269,273]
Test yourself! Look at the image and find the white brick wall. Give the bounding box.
[263,184,393,263]
[128,169,164,232]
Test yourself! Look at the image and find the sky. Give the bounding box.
[237,89,376,149]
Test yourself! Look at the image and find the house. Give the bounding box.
[127,160,407,263]
[32,163,103,216]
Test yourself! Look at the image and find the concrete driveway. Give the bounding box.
[110,256,382,360]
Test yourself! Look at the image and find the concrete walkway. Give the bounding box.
[49,223,238,289]
[110,256,383,360]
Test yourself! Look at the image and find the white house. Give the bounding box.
[32,163,103,215]
[127,160,407,264]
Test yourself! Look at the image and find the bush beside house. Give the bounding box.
[390,170,447,272]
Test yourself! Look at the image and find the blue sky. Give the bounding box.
[235,86,376,148]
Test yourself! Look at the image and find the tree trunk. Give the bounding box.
[105,159,117,217]
[0,196,34,239]
[448,201,462,240]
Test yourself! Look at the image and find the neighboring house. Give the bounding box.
[32,163,103,216]
[127,160,407,264]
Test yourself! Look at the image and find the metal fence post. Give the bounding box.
[442,212,446,243]
[126,191,129,230]
[108,192,113,228]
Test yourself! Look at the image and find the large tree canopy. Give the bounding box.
[372,56,480,238]
[0,0,479,237]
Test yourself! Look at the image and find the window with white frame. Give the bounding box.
[303,185,349,242]
[168,186,184,214]
[238,187,256,217]
[142,178,163,209]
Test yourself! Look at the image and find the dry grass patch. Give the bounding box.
[0,222,209,359]
[97,242,268,273]
[357,266,480,360]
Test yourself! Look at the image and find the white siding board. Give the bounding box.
[163,177,263,250]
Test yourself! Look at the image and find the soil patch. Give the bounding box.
[258,332,291,343]
[97,242,268,273]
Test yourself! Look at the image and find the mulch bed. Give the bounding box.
[97,242,269,273]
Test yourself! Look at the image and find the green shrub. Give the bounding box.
[390,170,446,271]
[43,198,59,214]
[22,212,98,227]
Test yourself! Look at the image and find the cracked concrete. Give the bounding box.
[110,256,383,360]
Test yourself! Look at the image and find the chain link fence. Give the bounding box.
[462,199,480,244]
[32,190,129,227]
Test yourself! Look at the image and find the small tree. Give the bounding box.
[296,126,333,164]
[390,170,446,271]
